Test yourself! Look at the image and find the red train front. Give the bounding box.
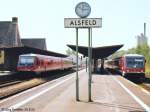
[106,54,145,79]
[17,54,73,73]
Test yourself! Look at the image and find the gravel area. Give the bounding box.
[0,78,45,99]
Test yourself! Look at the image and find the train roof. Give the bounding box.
[20,53,60,58]
[20,53,72,60]
[0,46,67,57]
[20,54,37,56]
[123,54,144,57]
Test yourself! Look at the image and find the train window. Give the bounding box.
[18,56,35,66]
[126,57,144,68]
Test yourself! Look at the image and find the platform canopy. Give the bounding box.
[67,44,123,59]
[0,46,67,57]
[0,46,68,71]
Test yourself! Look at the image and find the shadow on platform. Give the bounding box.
[93,68,121,76]
[126,75,150,84]
[144,77,150,83]
[78,100,145,112]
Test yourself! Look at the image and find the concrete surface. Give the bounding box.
[0,70,150,112]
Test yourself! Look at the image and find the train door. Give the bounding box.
[34,57,39,68]
[61,58,63,70]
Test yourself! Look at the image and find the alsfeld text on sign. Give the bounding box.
[64,18,102,28]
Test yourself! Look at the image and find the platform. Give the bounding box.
[0,70,150,112]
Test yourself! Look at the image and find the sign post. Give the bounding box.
[86,58,87,72]
[76,28,79,101]
[88,28,92,102]
[64,2,102,102]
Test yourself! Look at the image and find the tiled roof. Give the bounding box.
[0,18,22,47]
[21,38,47,50]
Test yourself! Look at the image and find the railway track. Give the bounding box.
[0,72,35,90]
[0,73,26,86]
[0,78,45,99]
[0,80,23,88]
[137,76,150,93]
[139,83,150,93]
[0,70,76,100]
[0,72,46,99]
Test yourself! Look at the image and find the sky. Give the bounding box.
[0,0,150,54]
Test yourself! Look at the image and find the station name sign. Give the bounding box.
[64,18,102,28]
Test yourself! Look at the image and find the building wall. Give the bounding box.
[0,49,19,71]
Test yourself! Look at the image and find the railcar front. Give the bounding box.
[17,54,38,72]
[122,54,145,79]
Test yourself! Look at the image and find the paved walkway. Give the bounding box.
[1,70,150,112]
[42,71,146,112]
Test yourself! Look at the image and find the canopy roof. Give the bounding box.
[67,44,123,59]
[0,46,67,57]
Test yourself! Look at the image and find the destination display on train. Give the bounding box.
[64,18,102,28]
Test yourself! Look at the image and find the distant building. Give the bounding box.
[137,33,148,46]
[21,38,47,50]
[0,17,47,50]
[0,17,22,47]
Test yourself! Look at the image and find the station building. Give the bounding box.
[0,17,66,71]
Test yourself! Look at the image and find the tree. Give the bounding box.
[136,44,150,66]
[109,43,150,67]
[126,47,136,54]
[66,48,76,55]
[109,50,126,59]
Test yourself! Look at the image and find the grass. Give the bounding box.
[145,66,150,75]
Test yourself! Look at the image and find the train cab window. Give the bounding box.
[18,56,35,66]
[126,57,144,68]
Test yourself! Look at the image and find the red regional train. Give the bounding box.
[17,54,74,73]
[106,54,145,78]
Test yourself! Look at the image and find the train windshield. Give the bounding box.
[126,57,144,68]
[18,56,35,66]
